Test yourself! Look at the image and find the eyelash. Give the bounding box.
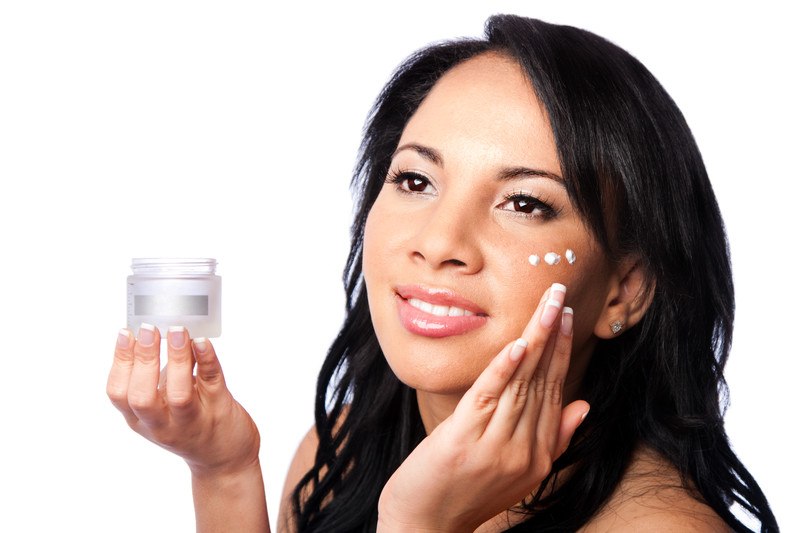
[386,169,433,195]
[500,190,561,220]
[385,169,561,220]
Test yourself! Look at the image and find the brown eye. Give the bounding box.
[513,197,536,213]
[498,193,558,220]
[388,171,434,195]
[407,176,429,192]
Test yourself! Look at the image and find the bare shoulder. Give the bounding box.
[277,424,320,533]
[277,407,350,533]
[580,447,730,532]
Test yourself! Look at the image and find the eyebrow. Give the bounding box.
[392,142,564,185]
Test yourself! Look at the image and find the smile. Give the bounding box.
[394,285,488,338]
[406,298,476,317]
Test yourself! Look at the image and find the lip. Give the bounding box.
[394,284,489,338]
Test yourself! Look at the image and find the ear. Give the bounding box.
[593,257,654,339]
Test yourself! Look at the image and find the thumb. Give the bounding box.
[192,337,227,392]
[556,400,590,456]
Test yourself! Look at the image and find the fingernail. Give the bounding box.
[138,323,156,347]
[168,326,186,349]
[580,407,590,423]
[541,283,566,328]
[193,337,208,354]
[540,300,561,327]
[509,338,528,362]
[117,329,131,349]
[560,307,574,335]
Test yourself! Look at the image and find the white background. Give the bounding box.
[1,1,796,531]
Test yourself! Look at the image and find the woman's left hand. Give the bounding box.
[377,283,590,532]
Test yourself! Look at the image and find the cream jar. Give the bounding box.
[127,258,221,338]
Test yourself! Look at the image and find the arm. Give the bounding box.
[106,326,270,533]
[192,461,270,533]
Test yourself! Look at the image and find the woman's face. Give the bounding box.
[363,53,615,395]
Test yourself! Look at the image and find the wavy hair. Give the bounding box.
[292,15,778,532]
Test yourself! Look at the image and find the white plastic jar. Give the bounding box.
[127,258,221,338]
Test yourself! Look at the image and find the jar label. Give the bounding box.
[134,295,209,316]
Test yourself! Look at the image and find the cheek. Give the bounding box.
[497,239,609,335]
[362,195,393,283]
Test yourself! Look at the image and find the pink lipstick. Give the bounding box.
[395,285,489,338]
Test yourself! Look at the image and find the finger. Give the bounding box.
[192,337,227,398]
[556,400,590,457]
[165,326,199,419]
[516,283,566,379]
[483,284,565,440]
[127,323,168,426]
[107,329,139,425]
[517,306,573,447]
[450,339,523,440]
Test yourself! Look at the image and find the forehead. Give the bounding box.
[398,53,561,176]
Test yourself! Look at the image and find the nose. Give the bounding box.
[409,198,484,274]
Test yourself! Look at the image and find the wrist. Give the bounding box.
[190,458,264,489]
[377,510,467,533]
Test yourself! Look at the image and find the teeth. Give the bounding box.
[431,304,448,316]
[408,298,474,317]
[448,307,464,317]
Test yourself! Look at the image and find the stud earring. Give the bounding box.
[610,320,624,335]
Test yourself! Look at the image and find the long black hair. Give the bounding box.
[292,15,778,532]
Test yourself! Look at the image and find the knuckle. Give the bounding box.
[106,387,128,405]
[113,348,134,364]
[509,378,530,399]
[473,392,499,412]
[127,393,156,412]
[167,392,193,410]
[133,346,159,363]
[531,369,546,394]
[169,349,192,364]
[544,379,564,405]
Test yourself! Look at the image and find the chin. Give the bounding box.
[383,345,484,395]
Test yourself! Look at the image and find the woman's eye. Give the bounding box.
[387,171,434,194]
[498,194,557,219]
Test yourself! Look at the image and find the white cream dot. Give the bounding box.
[544,252,561,265]
[528,254,540,266]
[566,249,576,265]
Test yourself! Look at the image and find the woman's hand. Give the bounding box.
[106,325,260,477]
[107,326,270,531]
[377,283,590,532]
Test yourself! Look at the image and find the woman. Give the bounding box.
[107,15,778,532]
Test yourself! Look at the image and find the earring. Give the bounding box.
[610,320,624,335]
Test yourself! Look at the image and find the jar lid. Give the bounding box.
[130,258,217,275]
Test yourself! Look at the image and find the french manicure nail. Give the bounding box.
[580,407,590,423]
[540,298,562,328]
[168,326,186,349]
[117,329,130,349]
[551,283,566,294]
[138,323,156,347]
[509,338,528,362]
[193,337,208,354]
[561,307,574,335]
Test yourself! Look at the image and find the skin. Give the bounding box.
[108,52,727,532]
[361,52,618,433]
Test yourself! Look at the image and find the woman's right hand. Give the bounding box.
[106,325,261,477]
